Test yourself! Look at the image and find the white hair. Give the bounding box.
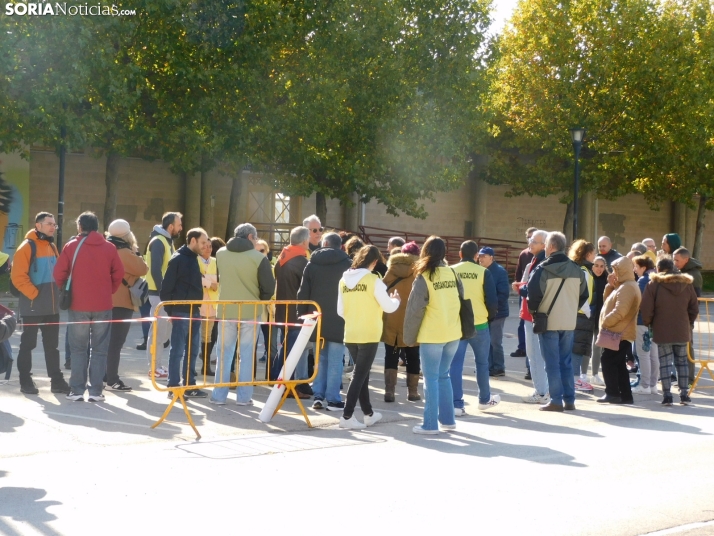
[234,223,257,239]
[546,231,567,252]
[531,230,548,242]
[303,214,321,227]
[290,226,310,245]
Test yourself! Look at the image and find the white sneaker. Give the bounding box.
[364,412,382,427]
[88,394,105,402]
[522,393,549,404]
[631,385,650,395]
[650,385,659,395]
[209,398,226,405]
[478,394,500,411]
[454,407,466,417]
[441,423,456,431]
[339,416,366,429]
[590,374,605,386]
[412,425,439,435]
[236,400,254,406]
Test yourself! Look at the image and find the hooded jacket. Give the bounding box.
[160,245,203,315]
[216,236,275,320]
[274,244,309,325]
[54,231,124,312]
[487,261,510,319]
[107,236,148,311]
[11,230,60,317]
[527,251,588,331]
[640,271,698,344]
[381,252,419,347]
[297,247,352,343]
[679,257,703,296]
[600,257,641,342]
[146,225,174,296]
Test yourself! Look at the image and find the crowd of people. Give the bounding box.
[5,209,705,433]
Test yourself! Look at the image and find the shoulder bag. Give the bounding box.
[59,236,88,311]
[595,287,637,351]
[532,278,566,334]
[450,268,475,340]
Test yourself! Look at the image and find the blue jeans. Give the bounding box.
[525,321,548,396]
[312,341,344,403]
[168,312,201,388]
[271,328,308,381]
[488,317,506,373]
[450,328,491,406]
[537,330,575,405]
[68,310,112,396]
[572,353,583,376]
[420,341,458,431]
[212,321,257,404]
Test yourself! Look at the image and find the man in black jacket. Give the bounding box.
[297,232,352,410]
[160,228,209,396]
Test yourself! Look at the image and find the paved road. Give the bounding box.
[1,304,713,536]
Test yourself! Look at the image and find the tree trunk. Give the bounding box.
[316,192,327,225]
[562,201,573,244]
[226,169,245,241]
[103,152,120,231]
[693,195,707,260]
[200,157,214,236]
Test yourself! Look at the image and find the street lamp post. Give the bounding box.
[570,127,586,240]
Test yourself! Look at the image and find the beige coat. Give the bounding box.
[112,247,149,310]
[381,253,418,347]
[600,257,641,342]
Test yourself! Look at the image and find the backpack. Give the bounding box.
[9,240,36,298]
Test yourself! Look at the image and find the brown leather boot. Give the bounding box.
[407,373,421,401]
[384,369,398,402]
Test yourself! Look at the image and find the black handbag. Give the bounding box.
[532,278,565,334]
[59,236,87,311]
[451,268,475,340]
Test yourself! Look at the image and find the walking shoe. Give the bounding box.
[20,379,39,395]
[258,354,267,362]
[522,393,549,404]
[296,383,314,396]
[454,407,466,417]
[339,416,366,429]
[564,402,576,411]
[596,395,622,404]
[589,374,605,386]
[631,385,650,395]
[106,380,132,392]
[326,401,345,411]
[650,385,659,395]
[50,378,72,394]
[489,370,505,377]
[412,425,439,435]
[661,394,673,406]
[574,378,593,391]
[66,392,84,401]
[163,339,170,349]
[441,423,456,431]
[209,398,226,405]
[312,398,326,410]
[539,402,564,412]
[524,372,532,380]
[184,389,208,398]
[88,393,105,402]
[236,400,254,406]
[136,342,147,351]
[64,359,71,370]
[343,364,354,374]
[364,412,382,427]
[680,393,691,405]
[478,394,501,411]
[510,349,527,357]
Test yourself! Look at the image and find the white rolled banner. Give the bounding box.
[259,315,319,423]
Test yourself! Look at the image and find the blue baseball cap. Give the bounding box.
[478,247,495,256]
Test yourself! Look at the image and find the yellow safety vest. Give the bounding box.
[340,272,382,344]
[453,261,489,326]
[579,265,594,314]
[145,235,172,291]
[417,267,462,344]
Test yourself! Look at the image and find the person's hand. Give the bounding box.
[390,289,400,301]
[511,282,519,292]
[210,282,218,291]
[607,272,617,286]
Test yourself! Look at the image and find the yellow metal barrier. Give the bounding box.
[148,300,322,439]
[689,298,714,392]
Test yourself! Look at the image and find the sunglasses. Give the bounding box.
[311,227,324,233]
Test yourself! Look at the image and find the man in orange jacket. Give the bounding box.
[11,212,70,395]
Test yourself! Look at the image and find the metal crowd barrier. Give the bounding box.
[148,300,322,439]
[690,298,714,392]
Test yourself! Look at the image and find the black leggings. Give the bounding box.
[384,344,420,374]
[344,343,379,419]
[106,307,133,384]
[601,339,634,400]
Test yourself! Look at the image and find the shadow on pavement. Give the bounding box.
[0,410,24,434]
[478,413,605,438]
[0,487,62,536]
[576,409,712,435]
